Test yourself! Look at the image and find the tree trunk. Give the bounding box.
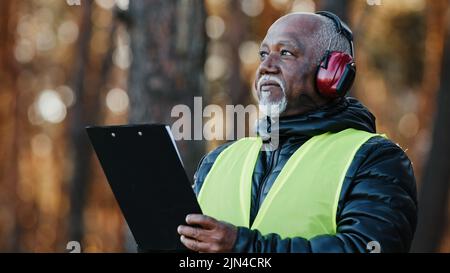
[411,16,450,252]
[127,0,207,180]
[67,1,119,248]
[68,1,94,244]
[0,0,20,251]
[225,0,249,106]
[415,0,448,177]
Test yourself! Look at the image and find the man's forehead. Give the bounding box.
[260,32,305,52]
[263,31,303,44]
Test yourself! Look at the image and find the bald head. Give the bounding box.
[268,12,352,65]
[255,12,352,116]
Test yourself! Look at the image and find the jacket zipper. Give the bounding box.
[255,146,281,210]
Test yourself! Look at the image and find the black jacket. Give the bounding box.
[193,97,418,253]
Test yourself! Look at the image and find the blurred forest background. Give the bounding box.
[0,0,449,253]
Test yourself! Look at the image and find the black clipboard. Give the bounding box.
[86,124,202,252]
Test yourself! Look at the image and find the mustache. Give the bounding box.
[256,75,286,94]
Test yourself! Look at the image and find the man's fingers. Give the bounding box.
[180,235,212,252]
[178,216,237,253]
[177,225,204,240]
[185,214,217,229]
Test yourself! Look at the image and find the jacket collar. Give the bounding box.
[262,97,376,139]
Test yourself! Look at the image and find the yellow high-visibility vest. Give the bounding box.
[198,128,383,239]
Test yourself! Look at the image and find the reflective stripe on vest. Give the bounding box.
[197,128,383,239]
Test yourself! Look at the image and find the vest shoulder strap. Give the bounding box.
[198,137,262,227]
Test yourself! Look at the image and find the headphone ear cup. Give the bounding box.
[316,51,356,98]
[336,62,356,96]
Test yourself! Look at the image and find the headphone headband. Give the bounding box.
[315,11,354,58]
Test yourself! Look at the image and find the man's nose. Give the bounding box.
[259,54,280,75]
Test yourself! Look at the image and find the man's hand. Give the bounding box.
[177,214,237,253]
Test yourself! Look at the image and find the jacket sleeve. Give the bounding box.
[231,137,418,253]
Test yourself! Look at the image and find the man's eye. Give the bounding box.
[259,51,268,59]
[281,50,293,56]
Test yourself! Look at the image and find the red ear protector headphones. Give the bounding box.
[315,11,356,98]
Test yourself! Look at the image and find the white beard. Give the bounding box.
[255,75,286,151]
[257,75,288,118]
[258,92,287,118]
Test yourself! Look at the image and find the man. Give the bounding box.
[177,12,417,253]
